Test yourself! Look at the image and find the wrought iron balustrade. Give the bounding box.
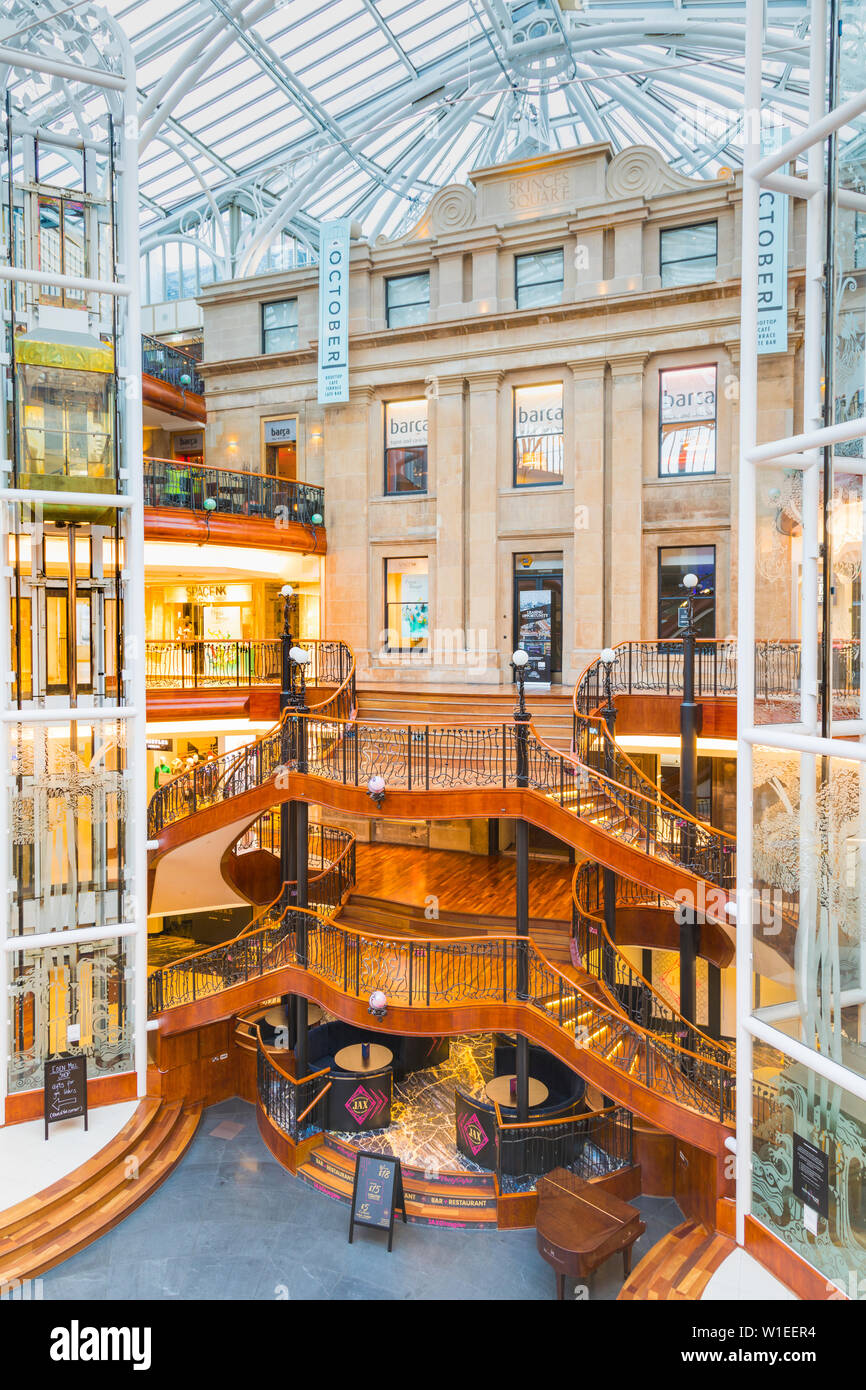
[256,1035,331,1143]
[571,859,733,1093]
[148,707,734,893]
[147,900,735,1124]
[145,636,348,690]
[494,1105,635,1186]
[143,455,325,526]
[141,335,205,395]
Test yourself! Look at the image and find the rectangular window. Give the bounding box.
[659,365,717,476]
[263,417,297,479]
[386,272,429,328]
[262,299,298,354]
[657,545,716,639]
[384,558,429,653]
[515,249,564,309]
[660,222,718,288]
[384,399,428,494]
[513,383,564,487]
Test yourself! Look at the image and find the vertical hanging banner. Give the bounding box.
[317,219,351,403]
[757,126,789,355]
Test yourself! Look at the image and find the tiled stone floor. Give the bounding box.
[38,1098,685,1302]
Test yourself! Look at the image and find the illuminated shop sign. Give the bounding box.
[263,418,297,445]
[385,398,428,450]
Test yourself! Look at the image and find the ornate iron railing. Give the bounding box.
[145,636,349,690]
[231,820,357,921]
[147,905,735,1124]
[148,709,734,891]
[571,859,732,1077]
[256,1031,331,1142]
[142,334,205,395]
[495,1104,634,1185]
[143,455,325,526]
[573,637,860,718]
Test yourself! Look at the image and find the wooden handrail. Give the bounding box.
[297,1080,332,1126]
[496,1103,618,1132]
[153,897,735,1077]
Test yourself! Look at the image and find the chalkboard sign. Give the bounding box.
[793,1133,829,1219]
[348,1151,406,1251]
[44,1054,88,1141]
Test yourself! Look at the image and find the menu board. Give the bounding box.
[348,1151,406,1251]
[792,1133,829,1220]
[44,1054,88,1140]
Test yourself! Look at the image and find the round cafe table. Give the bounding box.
[334,1043,393,1073]
[485,1074,549,1108]
[264,1002,323,1030]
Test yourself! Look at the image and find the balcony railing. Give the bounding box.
[145,637,350,690]
[143,455,325,527]
[147,711,735,894]
[146,904,735,1124]
[141,334,205,395]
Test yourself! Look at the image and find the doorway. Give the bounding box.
[512,552,563,684]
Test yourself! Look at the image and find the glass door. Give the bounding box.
[512,553,563,683]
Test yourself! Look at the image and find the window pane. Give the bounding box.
[386,273,429,327]
[385,399,428,494]
[661,223,717,263]
[658,545,716,638]
[516,249,564,309]
[516,249,564,287]
[661,256,717,289]
[513,383,564,486]
[387,273,429,308]
[384,557,428,652]
[659,365,717,475]
[660,222,718,288]
[387,301,430,328]
[263,299,297,330]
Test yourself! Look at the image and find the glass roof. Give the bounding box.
[4,0,815,271]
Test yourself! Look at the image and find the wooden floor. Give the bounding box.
[617,1220,735,1300]
[353,842,574,921]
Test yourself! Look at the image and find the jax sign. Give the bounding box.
[318,220,351,403]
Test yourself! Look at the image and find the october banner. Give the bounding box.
[317,219,351,403]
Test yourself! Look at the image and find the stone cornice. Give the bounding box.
[198,275,751,378]
[465,369,504,391]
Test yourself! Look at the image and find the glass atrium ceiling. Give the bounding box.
[3,0,814,270]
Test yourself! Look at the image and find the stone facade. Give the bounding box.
[198,143,805,686]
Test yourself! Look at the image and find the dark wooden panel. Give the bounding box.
[144,507,326,554]
[634,1121,676,1196]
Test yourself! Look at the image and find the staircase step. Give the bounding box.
[299,1134,499,1227]
[0,1097,163,1240]
[0,1102,201,1283]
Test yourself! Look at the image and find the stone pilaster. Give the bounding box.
[466,370,503,678]
[569,360,606,670]
[608,353,648,642]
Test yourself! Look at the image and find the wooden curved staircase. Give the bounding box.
[337,894,573,968]
[0,1098,200,1284]
[297,1132,499,1229]
[356,682,574,755]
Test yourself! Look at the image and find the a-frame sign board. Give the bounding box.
[348,1150,407,1252]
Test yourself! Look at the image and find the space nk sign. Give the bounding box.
[317,220,351,403]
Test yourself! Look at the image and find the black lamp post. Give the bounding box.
[511,648,531,1125]
[292,645,311,1078]
[678,572,701,1034]
[279,584,295,715]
